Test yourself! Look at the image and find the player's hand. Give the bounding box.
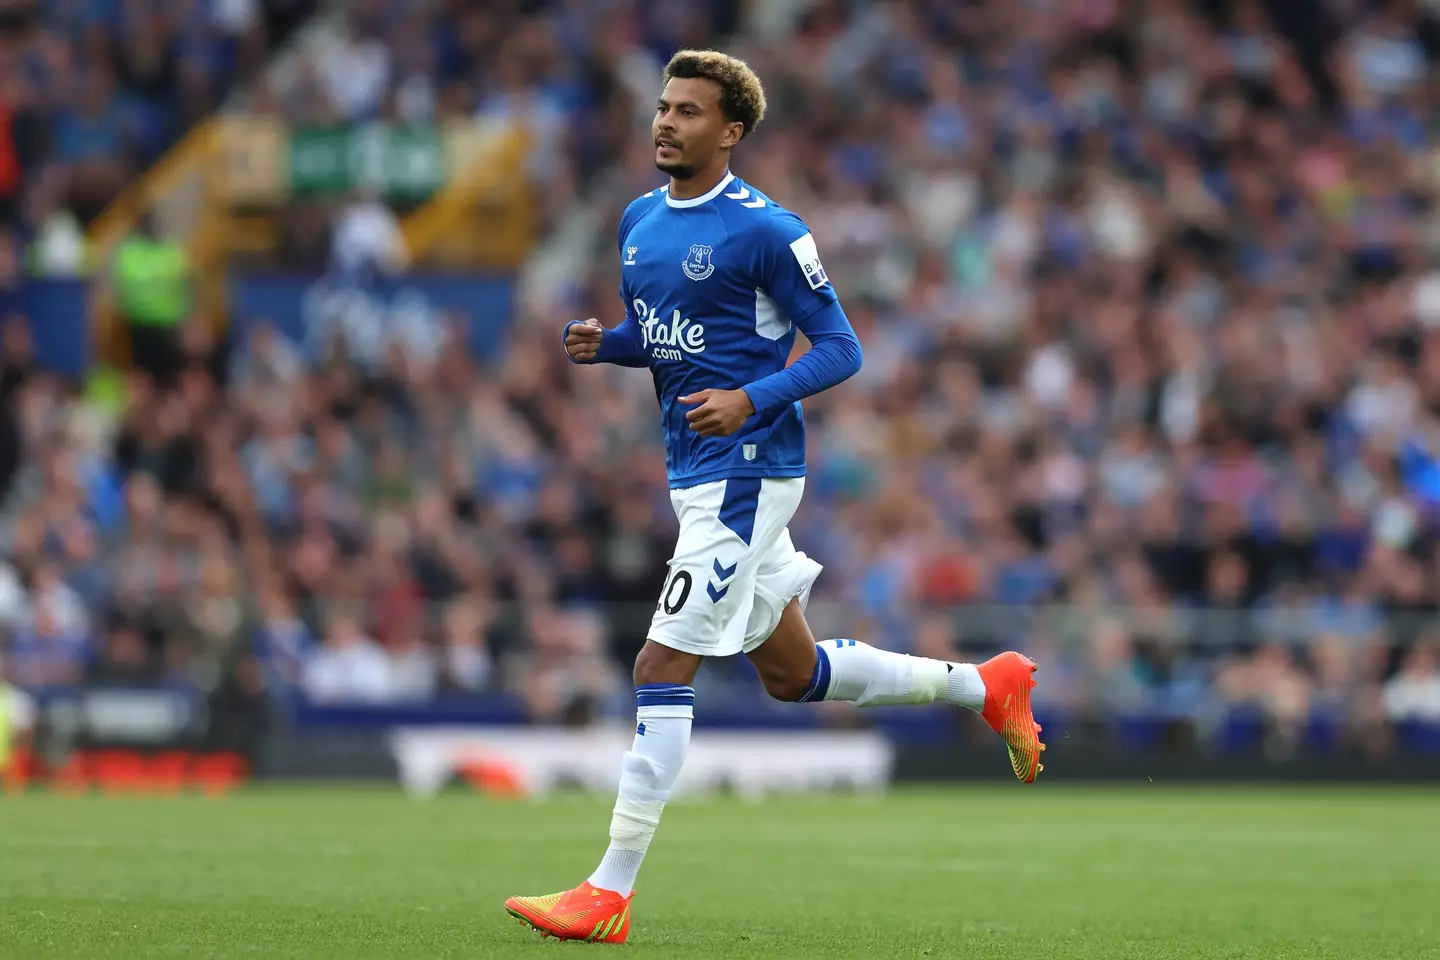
[564,318,604,362]
[680,388,755,437]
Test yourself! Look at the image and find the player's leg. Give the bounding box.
[750,599,988,708]
[742,536,1044,782]
[586,478,795,890]
[506,638,699,943]
[506,643,704,943]
[507,479,771,942]
[586,639,699,897]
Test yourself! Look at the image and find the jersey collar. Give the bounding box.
[665,171,736,209]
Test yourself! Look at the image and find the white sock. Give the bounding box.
[587,683,693,894]
[798,638,986,711]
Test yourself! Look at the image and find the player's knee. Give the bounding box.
[633,640,700,687]
[757,666,812,703]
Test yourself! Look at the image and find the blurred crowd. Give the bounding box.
[0,0,315,280]
[4,0,1440,758]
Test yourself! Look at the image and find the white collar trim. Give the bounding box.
[665,171,735,208]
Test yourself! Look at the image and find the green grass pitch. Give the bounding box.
[2,785,1437,959]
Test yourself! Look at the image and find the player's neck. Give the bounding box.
[668,164,731,202]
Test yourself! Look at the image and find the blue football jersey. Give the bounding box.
[616,172,839,488]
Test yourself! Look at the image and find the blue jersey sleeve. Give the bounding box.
[740,217,860,414]
[563,196,655,368]
[752,214,839,324]
[561,319,648,367]
[594,320,648,366]
[741,301,862,414]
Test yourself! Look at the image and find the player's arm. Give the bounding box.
[565,204,654,368]
[682,305,860,434]
[739,300,861,415]
[562,318,647,367]
[737,224,861,414]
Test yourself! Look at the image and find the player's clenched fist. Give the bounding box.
[680,388,755,437]
[563,318,604,362]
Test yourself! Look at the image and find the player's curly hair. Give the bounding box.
[662,50,767,142]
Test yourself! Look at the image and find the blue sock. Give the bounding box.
[798,644,833,702]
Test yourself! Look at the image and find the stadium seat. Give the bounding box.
[191,753,250,795]
[91,750,147,793]
[2,748,35,793]
[1396,722,1440,756]
[1305,715,1342,754]
[1218,711,1266,754]
[146,752,193,794]
[51,753,93,795]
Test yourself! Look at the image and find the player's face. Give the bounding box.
[653,77,740,179]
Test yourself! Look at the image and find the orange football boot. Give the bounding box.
[976,652,1045,782]
[505,884,633,943]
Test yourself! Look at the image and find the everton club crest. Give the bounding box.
[682,244,715,281]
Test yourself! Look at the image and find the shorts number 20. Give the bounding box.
[659,569,692,615]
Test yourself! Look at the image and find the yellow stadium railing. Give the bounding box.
[400,119,534,271]
[87,120,220,367]
[89,116,534,369]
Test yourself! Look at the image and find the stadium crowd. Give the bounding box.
[4,0,1440,758]
[0,0,315,243]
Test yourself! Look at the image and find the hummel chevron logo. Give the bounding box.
[708,557,738,603]
[723,185,766,209]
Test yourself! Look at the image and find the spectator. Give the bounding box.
[26,172,88,277]
[0,93,23,227]
[115,214,190,392]
[388,629,438,703]
[4,0,1440,762]
[86,621,161,685]
[0,651,36,778]
[509,607,622,725]
[6,594,90,689]
[441,597,493,694]
[24,561,88,639]
[311,13,393,122]
[53,66,134,220]
[229,322,304,395]
[330,189,409,281]
[301,610,392,705]
[253,581,314,695]
[203,651,272,762]
[1381,640,1440,722]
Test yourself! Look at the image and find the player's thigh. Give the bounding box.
[743,521,826,700]
[647,479,789,658]
[745,597,819,700]
[742,523,823,654]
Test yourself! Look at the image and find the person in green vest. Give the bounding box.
[0,657,35,787]
[0,676,9,778]
[115,213,189,391]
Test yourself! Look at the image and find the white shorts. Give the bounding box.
[648,477,823,658]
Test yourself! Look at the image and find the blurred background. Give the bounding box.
[4,0,1440,796]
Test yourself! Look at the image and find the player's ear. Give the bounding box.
[722,122,744,151]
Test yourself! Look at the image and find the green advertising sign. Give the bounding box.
[288,125,446,200]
